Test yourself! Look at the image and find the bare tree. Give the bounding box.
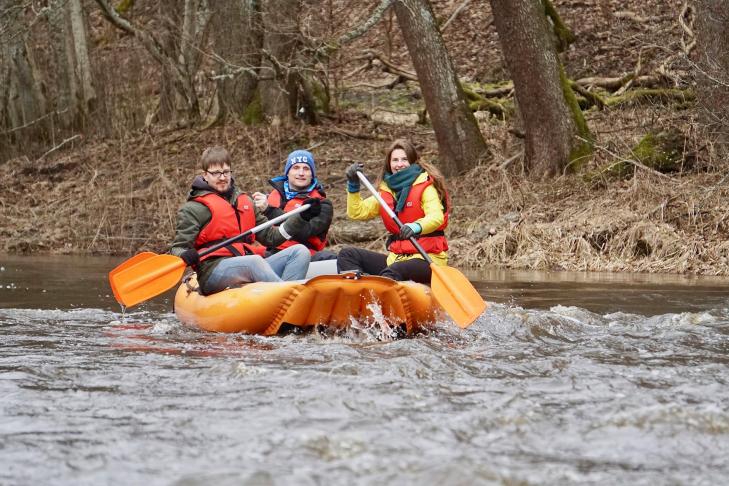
[490,0,592,176]
[260,0,301,123]
[392,0,488,176]
[0,1,48,158]
[94,0,211,126]
[47,0,96,128]
[695,0,729,157]
[208,0,263,123]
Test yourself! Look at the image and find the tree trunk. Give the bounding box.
[260,0,301,123]
[490,0,591,177]
[0,42,48,146]
[157,0,210,125]
[0,2,48,158]
[695,0,729,157]
[392,0,488,176]
[68,0,96,119]
[209,0,263,123]
[48,0,96,128]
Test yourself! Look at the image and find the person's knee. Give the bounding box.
[380,266,404,281]
[292,244,310,260]
[338,247,357,260]
[312,250,337,262]
[248,255,266,268]
[336,247,359,272]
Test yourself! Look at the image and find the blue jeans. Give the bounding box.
[204,244,310,294]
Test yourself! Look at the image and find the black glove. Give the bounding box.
[398,223,420,240]
[345,163,364,183]
[300,197,321,221]
[180,248,200,266]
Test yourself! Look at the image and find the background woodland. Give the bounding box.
[2,0,729,275]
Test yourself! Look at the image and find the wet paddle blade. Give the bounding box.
[109,252,158,304]
[109,252,157,278]
[109,254,186,307]
[430,265,487,328]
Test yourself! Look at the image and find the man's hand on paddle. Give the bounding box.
[180,248,200,266]
[300,198,321,221]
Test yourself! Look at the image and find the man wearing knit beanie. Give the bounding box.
[284,150,317,182]
[253,149,336,262]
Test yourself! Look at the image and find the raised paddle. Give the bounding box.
[356,171,487,328]
[109,204,311,308]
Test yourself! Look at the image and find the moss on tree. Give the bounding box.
[462,85,509,118]
[242,91,263,125]
[542,0,576,52]
[633,130,686,172]
[115,0,135,14]
[559,65,593,171]
[588,129,688,181]
[310,78,330,113]
[606,88,695,108]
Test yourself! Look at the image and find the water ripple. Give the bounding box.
[2,299,729,485]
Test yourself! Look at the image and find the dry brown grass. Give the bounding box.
[2,107,728,277]
[448,163,729,275]
[1,0,724,276]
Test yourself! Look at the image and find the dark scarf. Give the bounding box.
[383,164,423,213]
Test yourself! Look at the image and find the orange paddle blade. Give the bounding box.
[109,252,157,277]
[430,265,487,328]
[109,252,157,303]
[109,254,186,307]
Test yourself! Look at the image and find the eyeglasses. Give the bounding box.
[206,170,232,178]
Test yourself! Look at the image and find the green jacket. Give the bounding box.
[170,176,310,290]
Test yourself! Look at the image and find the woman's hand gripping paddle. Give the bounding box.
[356,172,487,328]
[108,204,311,308]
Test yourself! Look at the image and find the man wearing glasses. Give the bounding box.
[169,146,320,296]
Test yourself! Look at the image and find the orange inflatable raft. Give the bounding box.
[173,262,441,335]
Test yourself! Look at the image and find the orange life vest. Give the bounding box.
[267,189,327,254]
[378,177,449,255]
[193,192,266,261]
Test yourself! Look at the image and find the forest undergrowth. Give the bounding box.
[2,0,727,276]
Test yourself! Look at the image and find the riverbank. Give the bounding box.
[2,1,725,275]
[2,114,727,276]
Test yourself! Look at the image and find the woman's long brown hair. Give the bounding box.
[379,139,448,206]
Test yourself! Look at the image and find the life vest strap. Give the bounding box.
[199,236,256,256]
[386,229,445,248]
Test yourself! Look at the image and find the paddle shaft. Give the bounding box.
[356,172,432,263]
[196,203,310,258]
[108,203,312,307]
[356,171,487,328]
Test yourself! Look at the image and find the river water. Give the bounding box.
[2,255,728,485]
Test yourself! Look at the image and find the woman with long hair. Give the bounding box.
[337,139,450,284]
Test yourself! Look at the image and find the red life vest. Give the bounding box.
[267,189,327,254]
[193,192,266,261]
[378,177,449,255]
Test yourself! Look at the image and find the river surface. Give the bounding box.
[2,255,729,485]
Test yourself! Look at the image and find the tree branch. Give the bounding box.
[93,0,169,68]
[441,0,471,32]
[337,0,393,45]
